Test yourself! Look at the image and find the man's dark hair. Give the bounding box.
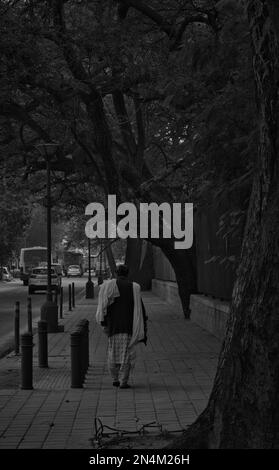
[116,264,129,277]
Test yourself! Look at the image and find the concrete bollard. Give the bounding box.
[68,284,72,311]
[72,282,75,308]
[14,301,20,355]
[38,320,48,368]
[86,279,94,299]
[71,330,82,388]
[21,332,33,390]
[84,320,89,371]
[78,320,86,378]
[76,319,89,378]
[81,319,89,372]
[27,297,32,334]
[70,320,90,388]
[60,286,63,319]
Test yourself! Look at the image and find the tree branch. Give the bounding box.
[70,125,108,192]
[1,101,51,142]
[51,0,120,197]
[115,0,218,49]
[115,0,173,37]
[112,90,137,160]
[51,0,90,85]
[133,93,145,170]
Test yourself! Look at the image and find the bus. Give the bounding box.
[19,247,53,285]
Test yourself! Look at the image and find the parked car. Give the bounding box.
[67,265,83,277]
[85,267,96,276]
[28,267,61,294]
[1,266,13,281]
[51,263,63,278]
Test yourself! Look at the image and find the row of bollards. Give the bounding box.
[15,283,75,355]
[71,319,89,388]
[20,322,48,390]
[18,282,77,390]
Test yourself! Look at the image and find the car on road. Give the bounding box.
[66,265,83,277]
[85,267,96,276]
[28,267,61,294]
[51,263,63,278]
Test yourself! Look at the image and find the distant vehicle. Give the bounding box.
[1,266,12,281]
[67,265,83,277]
[51,263,63,277]
[11,268,21,279]
[62,251,84,276]
[28,267,61,294]
[39,262,63,277]
[19,247,52,286]
[97,267,110,279]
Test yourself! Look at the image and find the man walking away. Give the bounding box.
[96,264,147,389]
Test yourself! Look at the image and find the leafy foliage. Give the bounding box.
[0,0,256,274]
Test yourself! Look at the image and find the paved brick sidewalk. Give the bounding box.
[0,290,221,449]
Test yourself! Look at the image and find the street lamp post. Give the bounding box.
[86,238,94,298]
[37,143,64,333]
[46,154,52,304]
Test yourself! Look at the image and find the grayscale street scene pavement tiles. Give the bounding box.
[0,289,220,449]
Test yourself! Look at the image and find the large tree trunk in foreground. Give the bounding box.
[169,0,279,448]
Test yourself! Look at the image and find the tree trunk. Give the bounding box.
[125,236,197,316]
[125,238,154,290]
[151,238,197,319]
[169,0,279,448]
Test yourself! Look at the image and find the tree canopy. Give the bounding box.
[0,0,255,207]
[0,0,256,308]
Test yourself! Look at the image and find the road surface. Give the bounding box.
[0,276,94,358]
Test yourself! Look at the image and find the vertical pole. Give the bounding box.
[27,297,32,334]
[68,284,72,311]
[21,332,33,390]
[86,238,94,298]
[60,286,63,319]
[80,321,86,379]
[72,282,75,308]
[71,331,82,388]
[14,301,20,355]
[54,289,58,305]
[88,238,91,282]
[46,155,52,303]
[85,320,89,371]
[38,320,48,368]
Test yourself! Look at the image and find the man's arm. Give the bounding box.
[101,316,109,335]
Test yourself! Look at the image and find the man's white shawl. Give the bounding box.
[96,278,145,349]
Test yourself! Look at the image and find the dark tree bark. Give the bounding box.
[168,0,279,448]
[124,236,197,316]
[113,89,197,314]
[125,239,154,290]
[104,240,117,277]
[151,238,197,319]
